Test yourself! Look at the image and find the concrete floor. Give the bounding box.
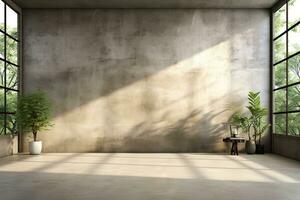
[0,153,299,200]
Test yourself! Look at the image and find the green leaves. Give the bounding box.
[247,91,268,119]
[229,113,243,127]
[247,91,270,144]
[257,124,271,137]
[248,91,260,108]
[229,113,251,132]
[0,22,18,135]
[229,113,252,140]
[0,23,18,64]
[17,91,53,141]
[229,91,270,143]
[247,92,260,113]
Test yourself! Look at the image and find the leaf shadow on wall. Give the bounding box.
[24,9,268,117]
[22,9,269,152]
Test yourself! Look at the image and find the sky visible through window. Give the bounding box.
[0,2,17,29]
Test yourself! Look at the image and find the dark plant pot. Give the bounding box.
[255,144,264,154]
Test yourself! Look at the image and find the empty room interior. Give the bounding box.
[0,0,300,199]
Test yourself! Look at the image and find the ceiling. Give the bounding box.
[12,0,278,9]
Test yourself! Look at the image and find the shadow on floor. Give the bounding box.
[0,171,299,200]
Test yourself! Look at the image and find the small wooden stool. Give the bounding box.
[223,137,246,155]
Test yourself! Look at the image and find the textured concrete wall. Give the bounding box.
[0,135,18,157]
[15,0,277,9]
[273,135,300,161]
[23,9,270,152]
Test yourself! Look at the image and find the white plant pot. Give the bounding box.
[29,141,42,155]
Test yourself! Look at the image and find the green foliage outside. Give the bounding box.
[17,91,53,141]
[0,22,18,135]
[230,92,270,144]
[274,0,300,136]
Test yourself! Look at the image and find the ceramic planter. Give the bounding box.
[29,141,42,155]
[245,140,256,154]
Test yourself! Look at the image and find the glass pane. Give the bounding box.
[288,54,300,84]
[6,37,18,64]
[274,34,286,63]
[0,60,4,87]
[6,5,18,39]
[288,0,300,28]
[0,1,4,31]
[0,114,4,135]
[6,114,16,135]
[274,89,286,112]
[288,112,300,136]
[6,64,17,89]
[274,114,286,134]
[6,90,17,112]
[0,32,4,59]
[274,61,286,88]
[288,25,300,56]
[0,88,4,112]
[288,84,300,111]
[274,4,286,37]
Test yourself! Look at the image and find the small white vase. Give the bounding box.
[29,141,42,155]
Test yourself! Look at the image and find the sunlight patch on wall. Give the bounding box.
[43,40,233,152]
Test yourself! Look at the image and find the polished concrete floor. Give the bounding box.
[0,153,299,200]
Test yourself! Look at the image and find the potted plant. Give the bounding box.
[241,115,256,154]
[17,91,53,155]
[229,114,242,137]
[247,91,270,154]
[230,113,255,154]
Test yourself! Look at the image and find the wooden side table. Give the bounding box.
[223,137,246,155]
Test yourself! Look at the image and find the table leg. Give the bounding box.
[231,143,234,155]
[231,141,239,155]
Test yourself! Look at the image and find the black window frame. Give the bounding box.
[272,0,300,137]
[0,0,20,135]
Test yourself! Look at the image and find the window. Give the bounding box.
[272,0,300,136]
[0,1,19,135]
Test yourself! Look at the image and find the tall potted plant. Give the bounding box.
[17,91,53,155]
[247,91,270,154]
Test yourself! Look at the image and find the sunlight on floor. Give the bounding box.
[0,153,299,183]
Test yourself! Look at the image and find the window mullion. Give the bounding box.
[3,2,6,135]
[273,20,300,41]
[285,1,288,136]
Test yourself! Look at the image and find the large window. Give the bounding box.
[273,0,300,136]
[0,1,19,135]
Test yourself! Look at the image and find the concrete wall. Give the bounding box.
[0,135,18,157]
[273,135,300,161]
[22,9,270,152]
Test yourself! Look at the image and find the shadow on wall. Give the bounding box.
[41,99,250,153]
[22,9,270,152]
[24,9,269,117]
[95,109,227,152]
